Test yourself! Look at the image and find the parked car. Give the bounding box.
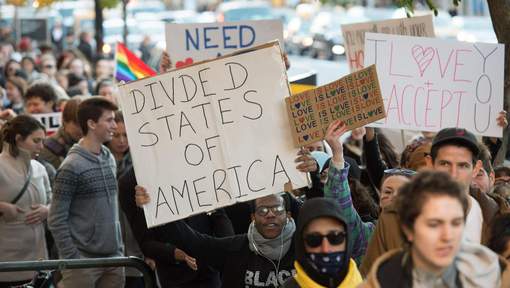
[308,10,368,61]
[452,16,497,43]
[216,1,275,22]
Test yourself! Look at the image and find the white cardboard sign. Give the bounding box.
[364,33,504,137]
[165,20,284,68]
[341,15,435,72]
[32,112,61,135]
[118,43,307,227]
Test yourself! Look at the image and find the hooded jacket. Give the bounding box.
[168,219,297,288]
[48,144,123,259]
[283,198,362,288]
[361,242,510,288]
[359,186,508,277]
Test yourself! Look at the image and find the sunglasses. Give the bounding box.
[44,64,55,69]
[384,168,417,177]
[304,231,346,248]
[255,205,285,217]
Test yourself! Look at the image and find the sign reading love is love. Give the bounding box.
[341,15,434,72]
[364,33,504,137]
[118,42,307,227]
[285,65,385,147]
[165,20,284,69]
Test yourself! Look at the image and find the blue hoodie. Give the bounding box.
[49,143,123,259]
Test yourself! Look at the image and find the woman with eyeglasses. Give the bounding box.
[362,171,510,287]
[283,197,362,287]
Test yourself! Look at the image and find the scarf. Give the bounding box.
[307,251,346,278]
[294,259,363,288]
[248,218,296,260]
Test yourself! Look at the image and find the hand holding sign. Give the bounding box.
[497,111,508,128]
[325,120,349,156]
[135,185,150,207]
[294,149,317,173]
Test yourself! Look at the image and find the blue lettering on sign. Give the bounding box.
[185,29,200,51]
[239,25,255,48]
[183,25,258,51]
[223,25,237,49]
[204,27,220,49]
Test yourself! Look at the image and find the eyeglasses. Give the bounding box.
[44,65,55,69]
[384,168,417,177]
[304,231,346,248]
[255,205,285,217]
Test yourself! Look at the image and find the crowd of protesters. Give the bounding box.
[2,33,510,288]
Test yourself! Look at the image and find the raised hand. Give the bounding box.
[325,120,349,164]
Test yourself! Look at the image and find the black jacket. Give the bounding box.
[118,167,233,287]
[169,219,296,288]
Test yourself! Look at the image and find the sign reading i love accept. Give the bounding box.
[364,33,504,137]
[285,65,386,147]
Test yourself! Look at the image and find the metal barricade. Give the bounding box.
[0,256,156,287]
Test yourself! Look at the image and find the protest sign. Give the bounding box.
[341,15,434,72]
[285,65,385,147]
[118,42,307,227]
[165,20,284,68]
[32,112,61,135]
[364,33,504,137]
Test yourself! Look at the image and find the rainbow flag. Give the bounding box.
[115,42,156,82]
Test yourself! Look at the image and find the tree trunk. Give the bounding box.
[487,0,510,165]
[94,0,104,56]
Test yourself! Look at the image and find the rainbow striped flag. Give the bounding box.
[115,42,156,82]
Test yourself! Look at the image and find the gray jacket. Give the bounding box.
[48,144,123,259]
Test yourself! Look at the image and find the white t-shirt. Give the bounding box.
[464,195,483,244]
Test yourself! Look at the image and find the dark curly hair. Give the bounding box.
[488,213,510,255]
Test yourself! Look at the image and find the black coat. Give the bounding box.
[169,219,296,288]
[118,167,233,287]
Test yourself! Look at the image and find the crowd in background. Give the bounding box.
[1,33,510,288]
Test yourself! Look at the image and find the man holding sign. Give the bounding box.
[134,120,364,288]
[117,42,307,228]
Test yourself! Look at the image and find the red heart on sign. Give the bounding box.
[411,45,435,77]
[299,117,305,123]
[176,57,194,68]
